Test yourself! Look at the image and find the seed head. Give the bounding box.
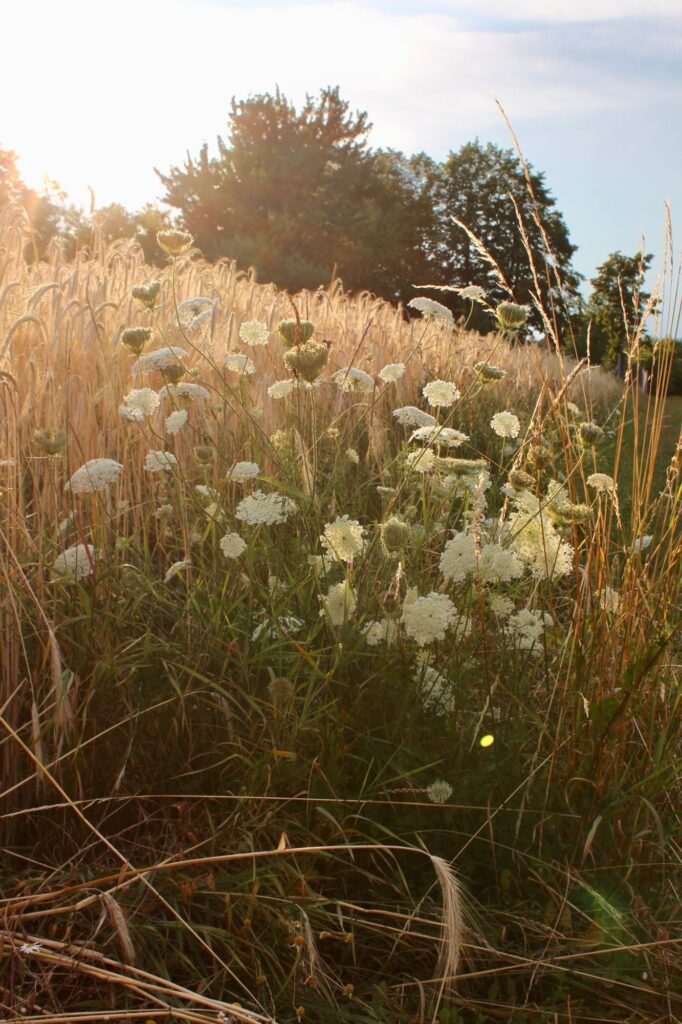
[32,428,67,455]
[121,326,153,355]
[495,301,528,332]
[131,281,161,309]
[277,318,315,347]
[474,360,506,382]
[527,444,552,469]
[157,229,193,256]
[577,421,605,447]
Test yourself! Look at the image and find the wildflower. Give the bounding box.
[406,449,436,474]
[507,492,573,579]
[490,411,520,439]
[409,425,469,448]
[549,501,592,526]
[32,428,67,455]
[132,281,161,309]
[632,534,653,554]
[121,326,153,355]
[378,362,405,383]
[527,444,552,470]
[408,297,454,325]
[578,421,605,447]
[440,532,477,584]
[251,616,304,641]
[321,515,365,563]
[427,780,453,804]
[53,543,98,580]
[268,676,293,705]
[495,301,528,331]
[458,285,486,303]
[144,450,178,473]
[488,594,515,617]
[283,340,329,383]
[239,320,270,347]
[346,447,360,465]
[508,468,535,491]
[332,367,374,393]
[236,490,296,526]
[134,346,187,375]
[321,580,357,625]
[225,353,256,375]
[66,458,123,494]
[220,531,247,559]
[401,589,457,646]
[164,559,191,583]
[597,586,621,614]
[478,543,524,584]
[277,318,315,347]
[176,297,214,333]
[119,387,160,422]
[165,409,188,435]
[566,401,582,416]
[159,382,210,403]
[587,472,616,495]
[474,360,506,382]
[380,516,411,555]
[506,608,553,653]
[423,380,460,408]
[362,618,399,646]
[417,659,456,714]
[155,503,173,519]
[157,228,193,256]
[393,406,436,428]
[227,461,260,483]
[20,942,43,954]
[267,379,297,399]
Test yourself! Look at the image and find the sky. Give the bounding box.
[2,0,682,291]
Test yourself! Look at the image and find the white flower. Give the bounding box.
[66,458,123,495]
[164,559,191,583]
[251,616,304,641]
[267,379,297,399]
[332,367,375,393]
[406,449,436,473]
[507,495,573,579]
[427,779,453,804]
[134,347,187,374]
[490,411,521,438]
[321,515,365,562]
[227,461,260,483]
[587,473,616,495]
[239,320,270,347]
[457,285,486,302]
[393,406,437,428]
[321,580,357,626]
[478,543,524,584]
[378,362,405,383]
[20,942,43,954]
[401,589,457,646]
[409,425,469,448]
[440,532,477,583]
[597,586,621,614]
[488,594,515,617]
[165,409,188,435]
[362,617,399,646]
[175,297,214,332]
[423,380,460,408]
[159,382,210,402]
[53,543,98,580]
[408,297,454,325]
[632,534,653,554]
[119,387,160,422]
[417,660,456,715]
[236,490,296,526]
[346,447,360,465]
[506,608,553,653]
[220,531,247,559]
[225,353,256,375]
[144,450,178,473]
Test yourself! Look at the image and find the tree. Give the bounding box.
[157,88,436,300]
[579,251,653,368]
[0,146,65,259]
[429,141,581,336]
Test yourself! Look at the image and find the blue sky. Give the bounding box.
[3,0,681,295]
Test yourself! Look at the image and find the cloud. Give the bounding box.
[425,0,682,22]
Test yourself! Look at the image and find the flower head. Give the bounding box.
[164,559,191,583]
[236,490,296,526]
[239,320,270,347]
[378,362,405,383]
[490,411,520,439]
[227,461,260,483]
[439,531,477,583]
[277,318,315,347]
[159,382,210,403]
[474,360,506,382]
[587,472,616,495]
[119,387,160,422]
[393,406,436,428]
[283,340,329,383]
[175,297,214,333]
[66,458,123,494]
[121,326,153,355]
[409,425,469,448]
[457,285,486,303]
[321,515,365,563]
[495,301,528,331]
[332,367,375,393]
[134,347,187,375]
[267,379,297,399]
[53,543,98,580]
[423,380,460,408]
[225,353,256,375]
[321,580,357,626]
[408,297,454,325]
[220,531,247,559]
[362,617,399,646]
[157,229,193,256]
[165,409,188,435]
[144,450,178,473]
[401,589,457,646]
[132,281,161,309]
[427,780,453,804]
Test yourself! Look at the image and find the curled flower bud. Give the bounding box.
[283,339,329,383]
[474,360,506,382]
[268,675,293,706]
[157,229,193,256]
[277,318,315,347]
[495,301,528,332]
[380,516,411,555]
[527,444,552,469]
[160,360,186,384]
[549,502,592,526]
[121,326,153,355]
[32,428,67,455]
[132,281,161,309]
[508,468,535,491]
[577,421,605,447]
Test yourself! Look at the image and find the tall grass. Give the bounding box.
[0,198,680,1023]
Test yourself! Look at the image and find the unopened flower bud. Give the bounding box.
[577,422,604,447]
[508,468,535,491]
[277,318,315,347]
[160,361,186,384]
[527,445,552,469]
[157,229,193,257]
[495,301,528,332]
[474,361,506,382]
[32,428,67,455]
[283,340,328,383]
[380,516,411,554]
[121,326,153,355]
[268,676,293,706]
[132,281,161,309]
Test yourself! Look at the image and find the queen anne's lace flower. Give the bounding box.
[66,459,123,494]
[401,589,457,646]
[267,379,297,399]
[175,297,214,332]
[321,515,365,562]
[597,586,621,614]
[135,347,187,374]
[165,409,188,435]
[164,559,191,583]
[321,580,357,625]
[227,461,260,483]
[457,285,486,302]
[440,532,477,583]
[251,616,304,641]
[393,406,436,428]
[406,449,436,473]
[119,388,160,422]
[409,425,469,448]
[490,411,521,438]
[362,618,399,646]
[506,492,572,579]
[488,594,515,617]
[159,382,210,403]
[220,531,247,559]
[378,362,405,383]
[423,380,460,408]
[225,353,256,375]
[408,297,454,325]
[53,543,98,580]
[332,367,375,393]
[506,608,553,653]
[587,472,616,495]
[236,490,296,526]
[239,320,270,347]
[145,450,178,473]
[427,779,453,804]
[478,543,524,584]
[417,658,456,714]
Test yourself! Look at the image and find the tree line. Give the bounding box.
[2,86,676,379]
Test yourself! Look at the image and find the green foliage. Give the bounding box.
[577,249,653,368]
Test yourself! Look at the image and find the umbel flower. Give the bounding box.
[408,297,454,326]
[159,382,210,403]
[268,379,297,399]
[378,362,405,383]
[165,409,188,435]
[134,347,187,375]
[474,361,506,382]
[32,428,67,455]
[239,320,270,347]
[423,380,461,408]
[332,367,375,393]
[321,580,357,626]
[362,617,399,646]
[393,406,436,428]
[219,531,247,559]
[119,387,160,422]
[121,326,153,355]
[157,229,193,256]
[495,301,528,332]
[578,421,605,447]
[175,297,214,333]
[587,472,616,495]
[144,450,178,473]
[427,779,453,804]
[53,542,99,580]
[236,490,296,526]
[380,516,411,555]
[409,425,469,448]
[132,281,161,309]
[66,458,123,494]
[227,461,260,483]
[490,411,521,439]
[225,353,256,375]
[401,589,457,646]
[321,515,365,563]
[277,318,315,347]
[284,340,329,383]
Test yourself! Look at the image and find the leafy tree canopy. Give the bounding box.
[579,250,653,368]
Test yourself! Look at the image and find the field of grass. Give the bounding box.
[0,209,680,1023]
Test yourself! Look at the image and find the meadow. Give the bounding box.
[0,202,680,1023]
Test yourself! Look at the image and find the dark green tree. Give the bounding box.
[429,140,581,336]
[579,250,653,368]
[157,88,437,299]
